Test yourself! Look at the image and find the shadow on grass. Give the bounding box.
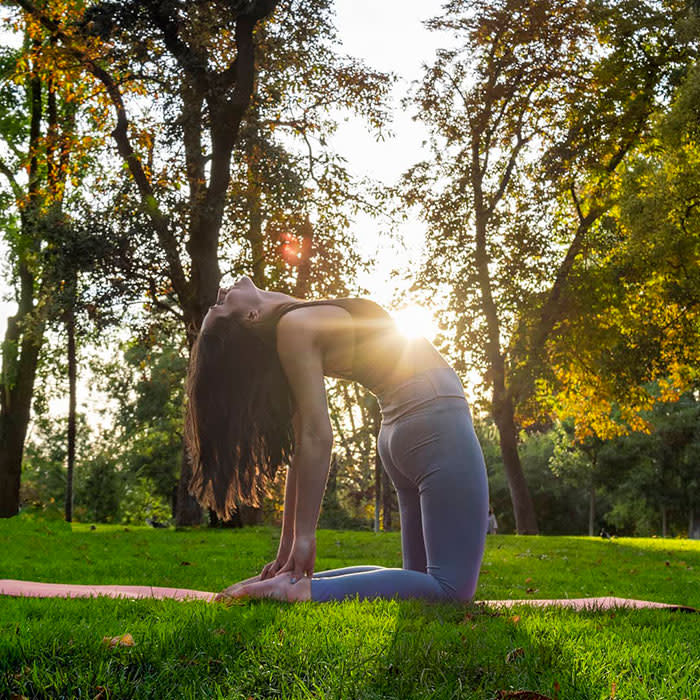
[351,596,700,700]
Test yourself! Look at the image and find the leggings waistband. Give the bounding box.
[377,367,467,423]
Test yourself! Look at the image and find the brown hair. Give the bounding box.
[184,314,294,519]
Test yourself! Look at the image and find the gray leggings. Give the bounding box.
[311,368,489,602]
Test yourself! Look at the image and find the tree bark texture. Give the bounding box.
[473,206,538,535]
[64,304,76,522]
[492,387,538,534]
[0,55,45,518]
[0,312,44,517]
[588,482,596,537]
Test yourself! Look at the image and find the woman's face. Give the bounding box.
[202,276,261,331]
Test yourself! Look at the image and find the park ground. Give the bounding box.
[1,516,699,699]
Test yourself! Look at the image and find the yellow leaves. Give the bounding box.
[542,354,698,442]
[102,632,135,648]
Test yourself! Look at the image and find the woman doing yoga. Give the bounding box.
[185,276,489,603]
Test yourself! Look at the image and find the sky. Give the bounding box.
[0,1,454,422]
[328,0,446,306]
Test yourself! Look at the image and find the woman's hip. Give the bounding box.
[378,398,485,489]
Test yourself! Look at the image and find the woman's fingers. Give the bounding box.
[261,559,283,580]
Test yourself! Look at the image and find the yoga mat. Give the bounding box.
[0,579,696,611]
[0,579,215,602]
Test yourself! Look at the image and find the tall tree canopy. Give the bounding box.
[4,0,390,522]
[403,0,696,532]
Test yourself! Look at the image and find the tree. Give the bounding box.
[0,9,102,517]
[539,53,700,441]
[12,0,390,525]
[404,0,695,533]
[404,0,592,532]
[95,318,189,514]
[549,423,603,536]
[325,379,384,526]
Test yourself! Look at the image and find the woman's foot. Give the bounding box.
[214,574,263,602]
[219,572,311,602]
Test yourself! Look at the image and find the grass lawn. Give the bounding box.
[1,515,699,699]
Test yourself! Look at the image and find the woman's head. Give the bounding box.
[202,276,262,330]
[185,293,294,520]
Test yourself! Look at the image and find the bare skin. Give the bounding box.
[204,277,337,600]
[215,573,311,603]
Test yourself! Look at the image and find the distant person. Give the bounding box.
[487,506,498,535]
[185,276,489,602]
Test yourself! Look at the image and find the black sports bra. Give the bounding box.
[257,298,413,393]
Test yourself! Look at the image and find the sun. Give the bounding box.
[392,305,438,340]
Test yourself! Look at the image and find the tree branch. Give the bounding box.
[0,158,24,200]
[570,183,584,224]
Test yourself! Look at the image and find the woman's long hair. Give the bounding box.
[184,314,295,519]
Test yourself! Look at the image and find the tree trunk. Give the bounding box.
[473,207,538,535]
[175,438,202,527]
[293,216,313,299]
[689,507,700,540]
[661,504,668,538]
[0,48,45,518]
[64,305,76,522]
[0,314,44,517]
[492,388,538,534]
[382,464,393,531]
[373,448,381,533]
[370,397,383,532]
[0,420,25,518]
[245,136,266,288]
[588,482,596,537]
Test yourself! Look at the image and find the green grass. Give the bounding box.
[1,516,699,699]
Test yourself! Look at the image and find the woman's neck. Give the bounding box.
[255,290,303,323]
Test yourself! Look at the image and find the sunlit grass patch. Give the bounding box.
[1,517,698,699]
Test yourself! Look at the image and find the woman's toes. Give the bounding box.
[216,584,249,602]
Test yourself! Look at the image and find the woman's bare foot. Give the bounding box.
[214,574,263,602]
[220,572,311,602]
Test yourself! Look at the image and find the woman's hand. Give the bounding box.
[259,559,283,580]
[279,535,316,581]
[259,537,293,580]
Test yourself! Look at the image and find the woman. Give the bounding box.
[185,276,489,603]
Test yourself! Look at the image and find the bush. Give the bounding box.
[120,477,172,525]
[74,455,122,523]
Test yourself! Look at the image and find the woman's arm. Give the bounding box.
[275,312,334,579]
[259,463,296,579]
[280,461,297,545]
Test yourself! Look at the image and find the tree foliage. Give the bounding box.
[539,55,700,439]
[404,0,698,530]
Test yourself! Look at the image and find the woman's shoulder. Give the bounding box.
[282,298,392,323]
[275,301,355,336]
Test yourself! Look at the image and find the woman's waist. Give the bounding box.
[376,366,468,423]
[362,338,449,395]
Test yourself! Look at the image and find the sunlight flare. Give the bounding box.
[392,305,438,340]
